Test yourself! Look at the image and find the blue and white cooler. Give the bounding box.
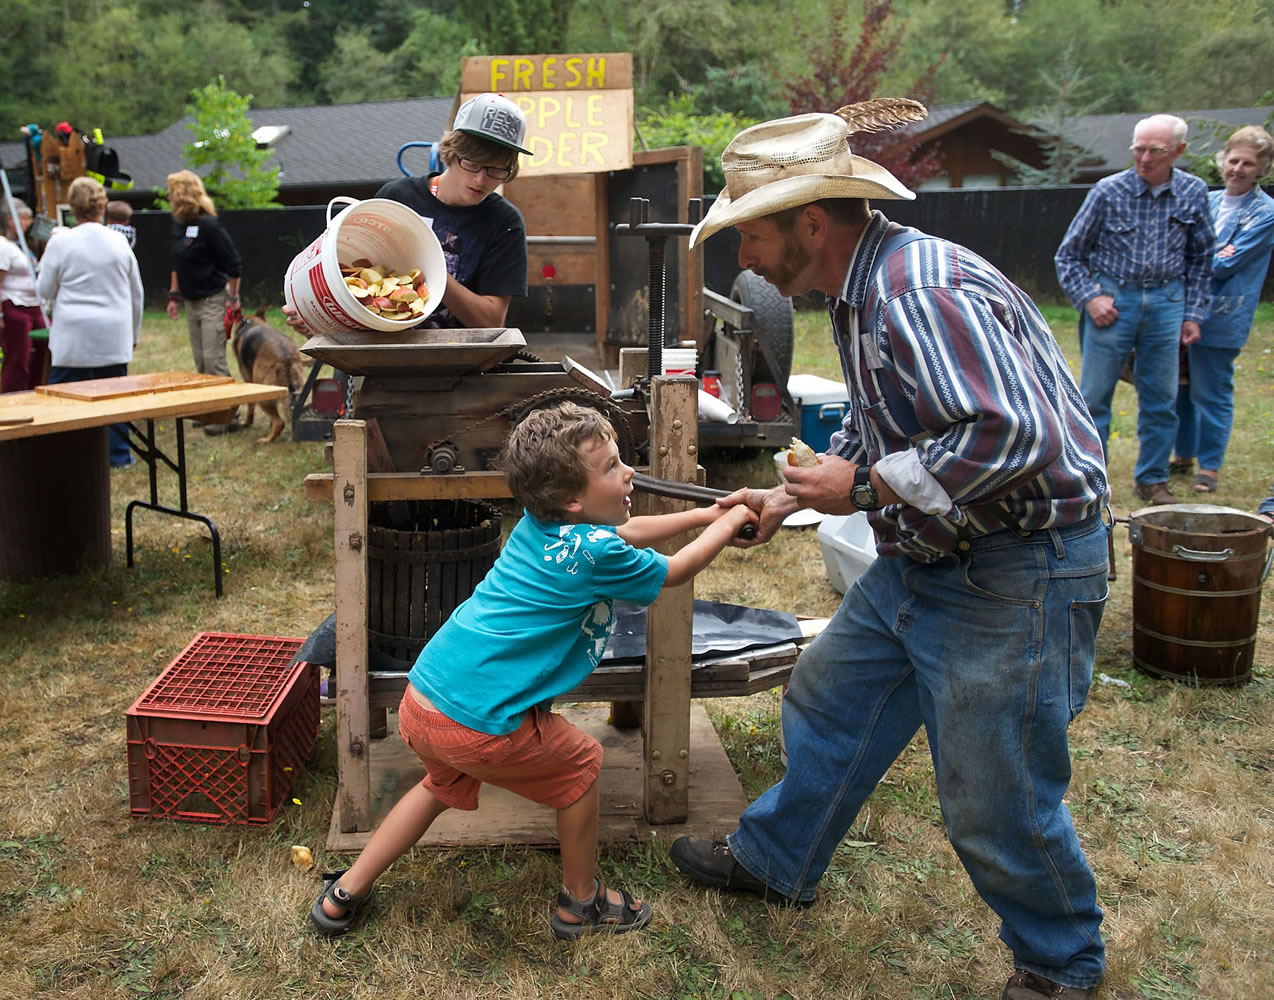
[786,373,850,453]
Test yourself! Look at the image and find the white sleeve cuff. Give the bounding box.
[875,450,952,515]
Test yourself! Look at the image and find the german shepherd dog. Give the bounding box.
[232,309,307,444]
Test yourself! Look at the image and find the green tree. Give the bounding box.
[394,10,482,99]
[637,94,757,192]
[461,0,574,53]
[179,77,280,210]
[318,28,406,105]
[993,46,1108,185]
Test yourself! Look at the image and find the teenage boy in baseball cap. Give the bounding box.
[373,92,530,329]
[284,93,531,333]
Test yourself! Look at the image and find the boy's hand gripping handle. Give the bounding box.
[630,472,758,539]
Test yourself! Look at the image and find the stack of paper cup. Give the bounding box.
[662,348,697,376]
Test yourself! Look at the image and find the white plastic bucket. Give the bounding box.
[283,197,448,334]
[663,348,697,376]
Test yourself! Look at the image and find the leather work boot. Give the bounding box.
[1133,480,1175,505]
[669,837,813,907]
[1002,971,1095,999]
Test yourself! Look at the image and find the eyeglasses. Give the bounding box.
[1129,144,1171,158]
[456,157,514,181]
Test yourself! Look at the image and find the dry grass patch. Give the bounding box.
[2,307,1274,998]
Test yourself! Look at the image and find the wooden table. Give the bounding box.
[0,373,287,595]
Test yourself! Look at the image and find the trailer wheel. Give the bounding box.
[730,270,794,386]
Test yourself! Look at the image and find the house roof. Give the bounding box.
[1063,106,1274,177]
[0,95,457,200]
[897,101,1046,143]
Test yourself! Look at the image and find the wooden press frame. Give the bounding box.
[324,373,714,836]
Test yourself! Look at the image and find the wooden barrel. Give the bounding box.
[366,499,502,665]
[1129,504,1272,686]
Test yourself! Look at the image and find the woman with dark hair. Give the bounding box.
[1172,124,1274,493]
[0,199,42,392]
[165,169,242,434]
[35,176,143,467]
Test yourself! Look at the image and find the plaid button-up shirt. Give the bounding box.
[1054,167,1214,324]
[828,212,1109,563]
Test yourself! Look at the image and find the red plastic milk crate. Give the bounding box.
[126,632,318,825]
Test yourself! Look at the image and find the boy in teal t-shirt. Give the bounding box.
[311,402,756,939]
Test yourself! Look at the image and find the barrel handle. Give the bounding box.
[326,196,358,225]
[1170,544,1234,562]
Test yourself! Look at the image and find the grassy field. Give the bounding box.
[2,304,1273,999]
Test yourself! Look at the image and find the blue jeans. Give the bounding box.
[1173,344,1241,471]
[728,516,1109,989]
[48,364,133,466]
[1078,276,1184,485]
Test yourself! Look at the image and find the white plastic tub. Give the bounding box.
[816,511,877,593]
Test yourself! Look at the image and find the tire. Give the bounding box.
[730,270,795,386]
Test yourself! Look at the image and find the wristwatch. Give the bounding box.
[850,465,882,511]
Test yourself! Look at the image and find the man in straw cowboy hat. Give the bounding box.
[670,104,1111,1000]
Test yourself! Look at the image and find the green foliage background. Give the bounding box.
[4,0,1273,198]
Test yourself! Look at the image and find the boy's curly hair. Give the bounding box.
[499,402,616,522]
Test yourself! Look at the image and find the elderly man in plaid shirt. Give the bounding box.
[1055,113,1214,506]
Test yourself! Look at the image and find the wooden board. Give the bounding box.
[325,704,749,851]
[36,371,233,401]
[0,381,286,442]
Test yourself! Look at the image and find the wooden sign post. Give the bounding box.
[460,53,634,178]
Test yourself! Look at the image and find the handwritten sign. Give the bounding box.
[460,53,633,178]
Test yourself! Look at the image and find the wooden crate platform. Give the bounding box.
[325,704,749,851]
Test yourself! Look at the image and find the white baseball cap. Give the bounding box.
[453,93,531,155]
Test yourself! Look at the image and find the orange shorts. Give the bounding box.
[397,686,602,811]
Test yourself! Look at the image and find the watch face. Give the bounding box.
[851,484,877,509]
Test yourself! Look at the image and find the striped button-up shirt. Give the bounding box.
[1054,167,1214,324]
[828,212,1109,563]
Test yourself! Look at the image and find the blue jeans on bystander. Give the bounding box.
[1078,276,1184,485]
[1173,343,1242,472]
[727,516,1109,991]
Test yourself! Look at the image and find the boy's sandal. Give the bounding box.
[1169,458,1195,476]
[309,869,372,936]
[550,879,653,939]
[1193,473,1218,494]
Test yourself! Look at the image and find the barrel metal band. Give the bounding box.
[368,539,499,563]
[1132,574,1265,599]
[1133,657,1249,685]
[1133,622,1255,649]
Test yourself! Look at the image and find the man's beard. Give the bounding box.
[753,233,811,295]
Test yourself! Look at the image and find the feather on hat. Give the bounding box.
[689,99,926,248]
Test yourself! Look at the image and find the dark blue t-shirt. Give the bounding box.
[375,174,527,328]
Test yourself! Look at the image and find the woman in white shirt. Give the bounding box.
[36,177,144,467]
[0,199,43,392]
